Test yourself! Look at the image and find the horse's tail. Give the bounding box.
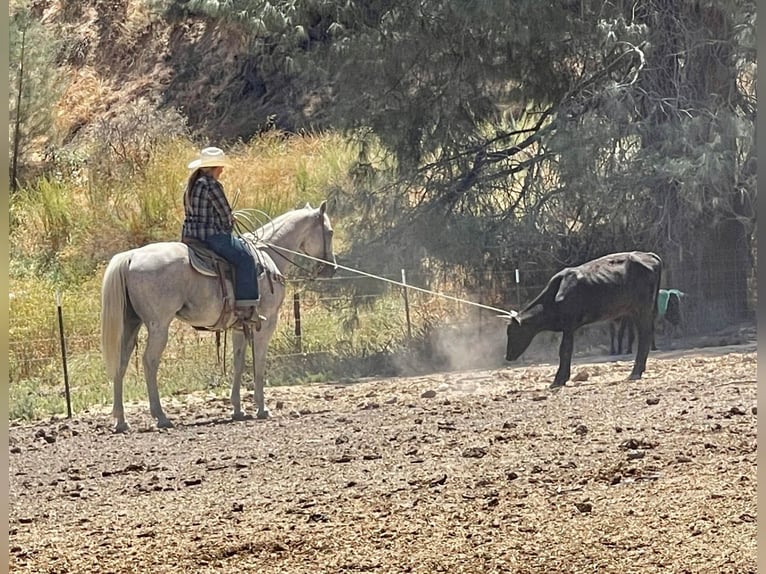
[101,251,132,381]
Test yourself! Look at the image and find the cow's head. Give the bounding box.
[503,314,535,362]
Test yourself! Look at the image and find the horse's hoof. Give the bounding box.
[114,422,130,434]
[156,418,174,429]
[549,381,566,389]
[232,412,253,421]
[256,409,270,420]
[628,373,642,381]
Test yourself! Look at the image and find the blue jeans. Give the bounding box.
[204,233,259,301]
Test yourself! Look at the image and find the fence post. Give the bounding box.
[401,269,412,339]
[293,290,302,353]
[55,291,72,419]
[478,280,483,336]
[515,268,521,311]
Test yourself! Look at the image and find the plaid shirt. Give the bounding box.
[181,174,233,240]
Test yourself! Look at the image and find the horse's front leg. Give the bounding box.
[250,332,270,419]
[230,328,249,420]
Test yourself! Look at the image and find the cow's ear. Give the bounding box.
[554,270,579,303]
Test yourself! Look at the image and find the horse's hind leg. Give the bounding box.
[143,321,173,428]
[113,316,142,433]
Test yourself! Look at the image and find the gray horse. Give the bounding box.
[100,201,337,432]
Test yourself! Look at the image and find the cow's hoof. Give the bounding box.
[256,409,270,420]
[232,411,253,421]
[627,373,643,381]
[114,422,130,434]
[156,418,174,429]
[549,381,566,389]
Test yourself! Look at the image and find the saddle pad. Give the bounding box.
[187,244,223,277]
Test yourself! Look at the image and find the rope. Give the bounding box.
[263,242,516,317]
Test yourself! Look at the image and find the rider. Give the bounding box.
[181,146,265,326]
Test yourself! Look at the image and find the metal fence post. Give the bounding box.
[293,290,302,352]
[401,269,412,339]
[55,291,72,419]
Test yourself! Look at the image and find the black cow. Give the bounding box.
[610,288,685,354]
[505,251,662,388]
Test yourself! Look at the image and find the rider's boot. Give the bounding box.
[234,299,266,332]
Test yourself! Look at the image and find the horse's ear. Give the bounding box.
[319,200,327,215]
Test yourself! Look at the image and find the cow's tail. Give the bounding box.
[101,251,132,382]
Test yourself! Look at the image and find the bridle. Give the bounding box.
[262,213,333,279]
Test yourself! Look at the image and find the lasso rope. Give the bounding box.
[264,242,516,317]
[231,207,516,317]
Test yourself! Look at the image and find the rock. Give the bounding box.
[571,371,589,382]
[646,397,660,405]
[421,390,437,399]
[574,424,588,436]
[331,454,353,463]
[462,447,488,459]
[429,474,447,486]
[575,501,593,513]
[626,450,645,460]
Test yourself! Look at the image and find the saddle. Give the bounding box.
[182,238,280,332]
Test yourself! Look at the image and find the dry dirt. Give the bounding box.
[9,344,757,574]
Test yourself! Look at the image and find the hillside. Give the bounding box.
[35,0,312,148]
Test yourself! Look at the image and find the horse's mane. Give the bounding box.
[248,205,315,243]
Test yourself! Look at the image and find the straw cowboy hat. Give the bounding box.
[187,146,232,169]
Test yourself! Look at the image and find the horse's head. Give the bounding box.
[301,200,337,278]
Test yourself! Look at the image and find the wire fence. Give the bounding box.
[9,254,757,392]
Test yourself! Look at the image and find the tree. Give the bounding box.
[168,0,757,327]
[9,1,65,191]
[317,0,756,326]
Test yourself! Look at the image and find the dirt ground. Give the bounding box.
[9,342,757,574]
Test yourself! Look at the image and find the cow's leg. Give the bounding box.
[609,322,618,355]
[551,330,574,388]
[629,317,653,380]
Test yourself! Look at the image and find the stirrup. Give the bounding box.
[233,305,265,332]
